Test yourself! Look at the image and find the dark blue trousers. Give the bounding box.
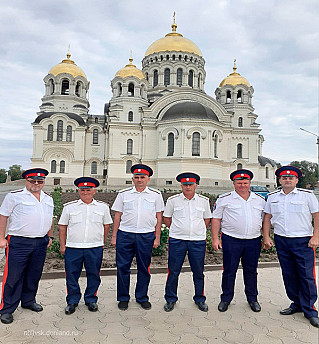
[221,234,261,303]
[116,230,155,303]
[165,238,206,303]
[0,235,49,314]
[274,234,318,318]
[64,246,103,305]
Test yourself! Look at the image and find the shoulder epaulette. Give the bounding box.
[63,200,78,206]
[297,188,313,193]
[11,189,24,193]
[96,200,109,206]
[168,194,180,200]
[252,192,265,200]
[118,187,133,193]
[219,192,231,199]
[148,187,161,194]
[268,190,281,195]
[198,194,209,200]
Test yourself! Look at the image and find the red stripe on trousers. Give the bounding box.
[0,236,11,310]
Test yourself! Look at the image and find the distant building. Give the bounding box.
[31,19,277,189]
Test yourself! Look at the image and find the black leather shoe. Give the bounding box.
[164,302,175,312]
[249,301,261,312]
[22,303,43,312]
[218,301,230,312]
[280,307,301,315]
[118,301,128,310]
[195,301,208,312]
[85,302,98,312]
[1,313,13,324]
[65,304,78,315]
[139,301,151,310]
[309,317,319,328]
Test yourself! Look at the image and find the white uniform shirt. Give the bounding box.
[164,193,212,241]
[111,186,164,233]
[0,187,54,238]
[212,191,266,239]
[264,188,319,237]
[58,199,113,248]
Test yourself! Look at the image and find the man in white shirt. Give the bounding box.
[163,172,212,312]
[263,166,319,328]
[111,164,164,311]
[0,168,54,324]
[59,177,112,315]
[211,169,265,313]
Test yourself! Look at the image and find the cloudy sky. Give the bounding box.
[0,0,318,170]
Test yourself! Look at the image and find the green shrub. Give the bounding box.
[47,238,64,259]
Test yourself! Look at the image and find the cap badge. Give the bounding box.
[241,173,244,177]
[287,171,290,174]
[138,169,141,172]
[37,173,40,176]
[186,178,189,181]
[84,182,87,185]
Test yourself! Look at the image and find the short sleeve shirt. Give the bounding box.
[163,193,212,241]
[111,186,164,233]
[212,191,266,239]
[0,187,54,238]
[58,199,113,248]
[264,188,319,237]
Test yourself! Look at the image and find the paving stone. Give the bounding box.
[103,333,132,344]
[189,316,214,327]
[197,326,226,340]
[267,325,297,339]
[169,321,199,335]
[240,320,268,335]
[145,319,172,332]
[150,330,181,343]
[222,329,254,344]
[215,319,242,331]
[75,317,106,331]
[295,328,319,343]
[252,333,283,344]
[99,322,129,335]
[178,333,208,343]
[124,325,154,340]
[72,328,107,343]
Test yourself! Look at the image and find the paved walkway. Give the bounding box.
[0,266,318,343]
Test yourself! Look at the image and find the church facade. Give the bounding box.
[31,20,277,190]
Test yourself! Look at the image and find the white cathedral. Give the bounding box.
[31,19,277,190]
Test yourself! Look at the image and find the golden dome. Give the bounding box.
[219,61,250,87]
[49,53,87,78]
[115,58,145,80]
[145,20,202,57]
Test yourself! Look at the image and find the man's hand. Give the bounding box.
[153,237,160,249]
[308,236,319,249]
[60,244,66,255]
[47,237,52,248]
[111,236,117,248]
[212,238,222,250]
[262,237,274,250]
[0,238,8,249]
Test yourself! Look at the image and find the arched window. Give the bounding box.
[164,68,170,86]
[128,83,134,97]
[153,70,158,87]
[95,117,99,123]
[237,163,243,170]
[127,139,133,155]
[75,81,82,97]
[237,143,243,158]
[192,132,200,156]
[93,129,98,144]
[237,90,242,103]
[128,111,133,122]
[66,125,72,142]
[91,161,97,174]
[51,160,56,173]
[118,83,122,96]
[61,79,69,95]
[49,79,55,95]
[226,90,231,103]
[238,117,243,127]
[47,124,53,141]
[57,120,63,141]
[167,133,174,156]
[198,73,201,88]
[126,160,132,174]
[177,68,183,86]
[188,70,194,87]
[213,134,218,158]
[266,167,269,179]
[60,160,65,173]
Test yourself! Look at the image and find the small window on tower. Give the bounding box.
[128,83,134,97]
[61,80,70,95]
[226,90,231,103]
[237,90,242,103]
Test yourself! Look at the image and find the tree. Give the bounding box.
[0,169,7,183]
[290,160,318,189]
[9,164,24,181]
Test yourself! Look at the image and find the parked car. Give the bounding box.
[250,185,270,200]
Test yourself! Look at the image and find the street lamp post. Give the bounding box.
[300,128,319,186]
